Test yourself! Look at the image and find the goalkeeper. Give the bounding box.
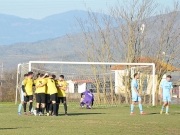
[80,89,94,109]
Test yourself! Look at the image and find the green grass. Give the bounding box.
[0,103,180,135]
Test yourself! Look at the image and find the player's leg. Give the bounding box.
[160,96,168,114]
[165,97,171,115]
[49,101,53,115]
[41,93,46,116]
[91,100,94,107]
[138,97,146,115]
[18,91,24,115]
[86,100,92,109]
[130,95,137,115]
[62,97,68,115]
[56,97,60,116]
[28,95,33,115]
[80,98,87,108]
[51,93,57,116]
[35,94,40,116]
[45,94,50,115]
[23,96,28,115]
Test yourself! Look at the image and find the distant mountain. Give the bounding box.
[0,11,179,69]
[0,10,111,45]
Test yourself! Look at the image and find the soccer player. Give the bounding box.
[56,75,68,116]
[18,74,28,115]
[130,73,146,115]
[35,74,47,116]
[160,75,173,115]
[46,74,58,116]
[22,71,34,115]
[44,74,51,116]
[80,89,94,109]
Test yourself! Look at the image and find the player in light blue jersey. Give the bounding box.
[18,74,28,115]
[130,73,146,115]
[160,75,173,115]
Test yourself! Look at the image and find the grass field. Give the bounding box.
[0,103,180,135]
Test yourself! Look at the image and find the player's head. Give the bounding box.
[59,75,64,81]
[40,74,44,78]
[24,74,28,79]
[166,75,172,82]
[134,73,139,79]
[52,74,56,80]
[36,73,41,78]
[28,71,34,78]
[89,89,93,93]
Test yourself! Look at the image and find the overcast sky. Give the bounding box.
[0,0,176,19]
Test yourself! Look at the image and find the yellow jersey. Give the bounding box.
[46,78,58,95]
[57,80,68,97]
[23,78,33,96]
[35,78,47,93]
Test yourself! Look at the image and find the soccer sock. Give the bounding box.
[161,106,164,111]
[46,104,49,112]
[18,104,22,113]
[49,104,53,113]
[138,104,143,113]
[53,103,57,116]
[29,102,33,112]
[24,103,27,112]
[56,104,59,115]
[166,107,169,113]
[64,103,67,114]
[130,104,134,113]
[42,108,45,114]
[36,107,39,114]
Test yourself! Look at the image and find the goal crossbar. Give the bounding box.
[27,61,156,106]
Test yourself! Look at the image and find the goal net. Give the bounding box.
[15,61,156,106]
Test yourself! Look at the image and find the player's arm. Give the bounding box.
[170,83,173,98]
[37,80,47,88]
[61,85,67,91]
[58,82,67,91]
[170,89,173,98]
[22,80,27,96]
[133,87,140,97]
[41,73,48,79]
[81,93,84,98]
[159,87,163,99]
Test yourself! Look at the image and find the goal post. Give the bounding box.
[26,61,156,106]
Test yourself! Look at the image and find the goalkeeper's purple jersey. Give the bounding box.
[82,90,94,101]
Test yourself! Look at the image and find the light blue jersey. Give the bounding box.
[131,79,141,102]
[160,80,173,102]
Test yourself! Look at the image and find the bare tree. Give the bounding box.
[68,0,180,105]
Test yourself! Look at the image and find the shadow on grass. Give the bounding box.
[59,112,105,116]
[146,112,159,115]
[0,128,17,130]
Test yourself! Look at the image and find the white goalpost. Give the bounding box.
[15,61,156,106]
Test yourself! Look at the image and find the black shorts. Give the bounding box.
[50,93,57,102]
[45,94,50,104]
[36,93,45,103]
[24,95,33,102]
[57,97,66,104]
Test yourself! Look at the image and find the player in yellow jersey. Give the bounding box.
[46,74,58,116]
[57,75,68,116]
[22,71,34,115]
[35,74,47,116]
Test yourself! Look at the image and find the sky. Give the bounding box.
[0,0,175,19]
